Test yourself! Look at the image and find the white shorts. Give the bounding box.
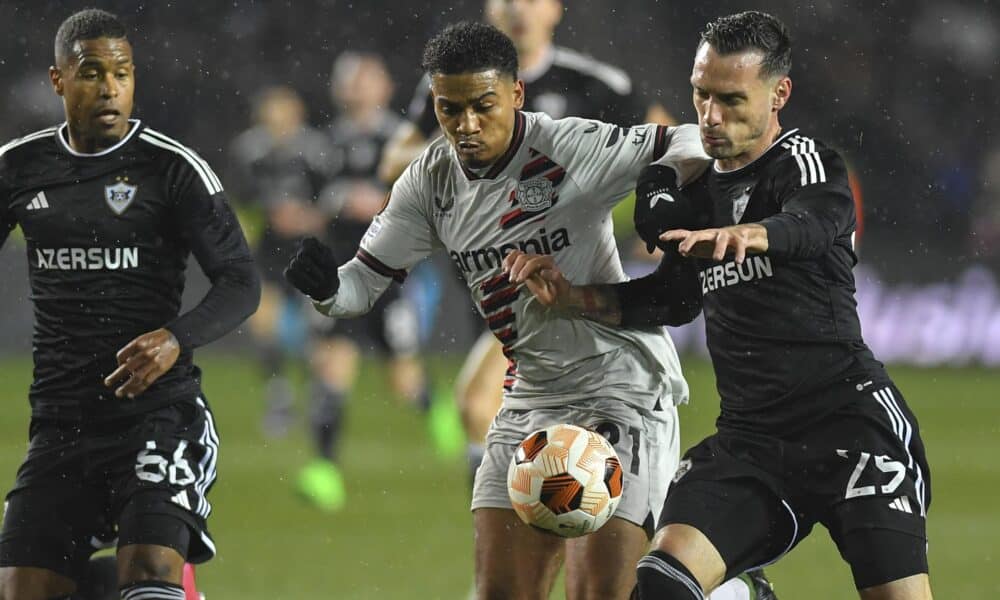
[471,398,680,533]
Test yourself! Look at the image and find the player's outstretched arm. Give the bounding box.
[285,236,395,319]
[284,237,341,300]
[661,223,769,263]
[503,249,701,328]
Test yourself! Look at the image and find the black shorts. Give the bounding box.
[660,380,931,590]
[315,284,419,356]
[0,396,220,580]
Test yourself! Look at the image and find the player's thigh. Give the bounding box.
[805,383,930,590]
[0,421,108,584]
[473,508,563,600]
[563,516,649,600]
[859,574,932,600]
[0,567,76,600]
[657,436,798,590]
[105,397,220,568]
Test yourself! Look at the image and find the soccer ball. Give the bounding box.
[507,423,624,538]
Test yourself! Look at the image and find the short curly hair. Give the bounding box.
[55,9,128,63]
[421,21,518,80]
[700,11,791,79]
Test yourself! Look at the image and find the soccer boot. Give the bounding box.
[295,458,347,512]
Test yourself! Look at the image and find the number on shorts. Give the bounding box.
[135,440,196,485]
[838,450,905,499]
[594,422,642,475]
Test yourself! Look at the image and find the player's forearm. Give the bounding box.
[165,258,261,350]
[736,223,770,253]
[561,284,623,326]
[760,192,853,259]
[313,257,391,318]
[614,254,703,328]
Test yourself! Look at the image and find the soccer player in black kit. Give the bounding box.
[0,9,260,600]
[505,11,932,600]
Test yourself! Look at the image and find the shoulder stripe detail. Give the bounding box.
[0,127,58,158]
[356,249,407,283]
[139,130,223,194]
[140,132,221,194]
[552,47,632,95]
[781,135,826,186]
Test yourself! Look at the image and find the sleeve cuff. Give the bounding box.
[761,217,793,259]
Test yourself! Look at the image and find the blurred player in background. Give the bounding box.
[229,86,332,436]
[0,9,259,599]
[285,22,763,600]
[295,51,436,511]
[380,0,676,492]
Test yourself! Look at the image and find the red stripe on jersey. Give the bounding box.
[653,125,669,161]
[480,287,520,313]
[356,249,407,283]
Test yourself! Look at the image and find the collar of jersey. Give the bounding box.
[56,119,142,157]
[457,111,527,181]
[712,127,799,177]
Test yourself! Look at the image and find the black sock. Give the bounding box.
[311,381,346,461]
[634,550,705,600]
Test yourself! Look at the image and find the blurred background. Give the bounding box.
[0,1,998,598]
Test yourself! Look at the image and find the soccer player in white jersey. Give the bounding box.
[284,22,753,600]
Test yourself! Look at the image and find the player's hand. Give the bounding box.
[503,250,571,308]
[660,224,766,264]
[103,328,181,399]
[284,237,341,301]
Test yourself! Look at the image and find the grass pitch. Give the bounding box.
[0,355,995,599]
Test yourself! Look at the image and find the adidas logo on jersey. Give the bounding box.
[888,496,913,514]
[450,227,571,274]
[25,191,50,211]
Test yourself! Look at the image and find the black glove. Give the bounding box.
[284,237,341,301]
[634,164,711,253]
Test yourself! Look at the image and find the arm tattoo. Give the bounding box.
[568,284,622,326]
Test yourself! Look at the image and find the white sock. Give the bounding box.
[707,577,751,600]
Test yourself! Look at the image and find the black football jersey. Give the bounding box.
[684,128,886,435]
[408,45,647,137]
[0,121,253,420]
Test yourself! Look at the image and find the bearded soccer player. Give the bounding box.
[285,21,771,600]
[0,9,260,600]
[506,11,932,600]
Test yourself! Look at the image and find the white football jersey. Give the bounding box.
[344,112,706,412]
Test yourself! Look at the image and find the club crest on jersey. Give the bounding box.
[105,178,137,215]
[517,178,553,212]
[732,185,753,224]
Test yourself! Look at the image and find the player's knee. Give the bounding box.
[117,547,183,586]
[0,568,74,600]
[634,551,705,600]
